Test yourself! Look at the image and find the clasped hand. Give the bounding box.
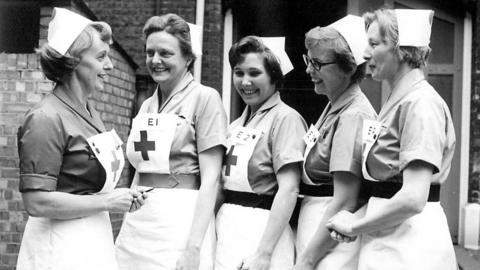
[325,210,357,243]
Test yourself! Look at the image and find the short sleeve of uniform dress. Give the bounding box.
[18,107,64,191]
[271,109,308,173]
[398,89,453,174]
[194,87,228,152]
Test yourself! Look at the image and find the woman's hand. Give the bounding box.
[129,188,149,212]
[238,252,271,270]
[103,188,142,213]
[176,246,200,270]
[326,210,358,241]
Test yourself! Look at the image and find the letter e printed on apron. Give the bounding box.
[87,129,125,193]
[302,124,320,185]
[126,113,179,174]
[222,126,262,192]
[361,119,383,181]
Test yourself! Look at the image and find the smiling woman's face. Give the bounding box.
[145,31,190,90]
[363,21,400,82]
[74,30,113,94]
[232,52,276,113]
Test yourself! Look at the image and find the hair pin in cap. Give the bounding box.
[259,37,294,75]
[328,15,368,65]
[395,9,434,47]
[187,23,203,56]
[48,7,92,55]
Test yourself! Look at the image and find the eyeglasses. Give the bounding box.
[302,54,336,71]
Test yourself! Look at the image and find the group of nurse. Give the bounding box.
[16,5,457,270]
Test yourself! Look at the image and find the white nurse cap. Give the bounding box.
[260,37,294,75]
[395,9,434,47]
[48,7,92,55]
[187,23,203,56]
[328,15,368,65]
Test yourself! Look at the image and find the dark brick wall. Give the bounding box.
[0,5,137,269]
[470,1,480,203]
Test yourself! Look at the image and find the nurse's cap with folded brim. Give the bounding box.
[328,15,368,66]
[187,23,203,56]
[260,37,294,75]
[48,7,92,55]
[395,9,434,47]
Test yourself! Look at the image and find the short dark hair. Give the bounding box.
[228,35,283,85]
[305,26,366,84]
[37,22,112,83]
[143,13,196,72]
[363,8,431,68]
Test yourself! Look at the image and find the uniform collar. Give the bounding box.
[315,84,362,128]
[149,72,194,113]
[379,68,425,119]
[53,85,106,133]
[240,91,282,125]
[329,84,362,114]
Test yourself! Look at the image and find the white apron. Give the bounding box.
[358,120,457,270]
[216,126,294,270]
[17,130,124,270]
[297,125,360,270]
[116,111,214,270]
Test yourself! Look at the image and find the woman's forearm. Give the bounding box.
[351,163,432,235]
[185,146,223,249]
[23,191,108,219]
[256,184,298,256]
[185,178,219,249]
[256,164,300,256]
[299,172,361,266]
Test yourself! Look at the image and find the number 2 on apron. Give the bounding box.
[222,126,262,192]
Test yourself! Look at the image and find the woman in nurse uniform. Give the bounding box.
[294,15,376,270]
[115,13,227,270]
[215,36,307,270]
[16,8,144,270]
[326,9,457,270]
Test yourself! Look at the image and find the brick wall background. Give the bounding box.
[470,0,480,203]
[0,3,137,269]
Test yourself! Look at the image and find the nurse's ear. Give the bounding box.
[336,52,357,78]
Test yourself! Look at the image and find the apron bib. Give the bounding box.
[302,124,321,185]
[361,119,383,181]
[126,113,179,174]
[222,126,262,192]
[17,130,124,270]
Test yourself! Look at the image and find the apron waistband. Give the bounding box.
[223,189,274,210]
[138,173,200,189]
[365,181,440,202]
[299,182,333,197]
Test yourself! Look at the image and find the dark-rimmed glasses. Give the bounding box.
[302,54,336,71]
